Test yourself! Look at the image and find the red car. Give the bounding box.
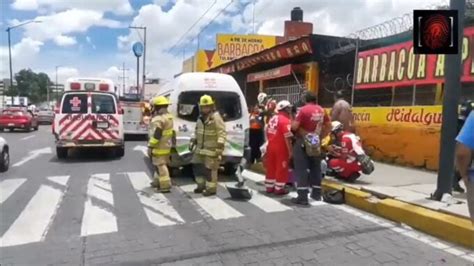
[0,108,39,132]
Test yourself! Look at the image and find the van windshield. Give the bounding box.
[178,91,242,122]
[92,94,116,114]
[62,94,88,114]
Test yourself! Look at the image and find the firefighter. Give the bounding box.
[190,95,227,196]
[264,100,293,195]
[327,121,366,182]
[148,96,174,193]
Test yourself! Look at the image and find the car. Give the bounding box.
[37,107,54,124]
[0,108,39,132]
[0,137,9,172]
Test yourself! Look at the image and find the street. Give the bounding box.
[0,126,472,265]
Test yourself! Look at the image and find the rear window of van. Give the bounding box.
[62,94,88,114]
[177,91,242,122]
[92,94,116,114]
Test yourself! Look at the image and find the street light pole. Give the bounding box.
[5,20,42,104]
[129,26,147,99]
[55,65,61,103]
[7,28,13,104]
[432,0,466,200]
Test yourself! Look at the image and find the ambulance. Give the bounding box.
[156,72,250,174]
[53,77,125,159]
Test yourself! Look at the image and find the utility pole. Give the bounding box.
[118,62,130,95]
[432,0,466,200]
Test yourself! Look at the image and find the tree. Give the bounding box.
[10,69,52,103]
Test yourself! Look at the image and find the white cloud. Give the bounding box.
[51,67,80,84]
[19,9,126,44]
[54,35,77,46]
[10,0,134,15]
[86,36,96,49]
[0,38,44,79]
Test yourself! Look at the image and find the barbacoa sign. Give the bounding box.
[356,26,474,89]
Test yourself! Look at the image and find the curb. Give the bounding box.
[249,163,474,249]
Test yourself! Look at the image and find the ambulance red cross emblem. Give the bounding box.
[70,96,82,111]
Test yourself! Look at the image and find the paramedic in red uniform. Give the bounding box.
[328,121,364,182]
[264,100,293,195]
[291,92,331,205]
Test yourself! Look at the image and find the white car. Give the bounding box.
[0,137,9,172]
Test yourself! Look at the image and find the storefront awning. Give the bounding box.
[246,64,306,82]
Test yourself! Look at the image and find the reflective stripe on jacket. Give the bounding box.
[195,111,226,157]
[148,113,174,156]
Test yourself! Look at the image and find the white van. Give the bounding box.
[53,77,124,159]
[156,72,250,174]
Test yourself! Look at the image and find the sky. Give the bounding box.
[0,0,448,88]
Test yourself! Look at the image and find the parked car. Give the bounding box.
[37,107,54,124]
[0,136,9,172]
[0,108,39,132]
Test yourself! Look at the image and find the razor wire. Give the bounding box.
[319,0,471,58]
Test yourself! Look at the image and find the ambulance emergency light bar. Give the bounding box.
[66,78,114,92]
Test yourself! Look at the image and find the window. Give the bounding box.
[353,87,392,107]
[62,94,88,114]
[392,86,413,106]
[415,85,437,105]
[178,91,242,122]
[92,94,116,114]
[2,110,24,116]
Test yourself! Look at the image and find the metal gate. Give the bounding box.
[266,84,306,104]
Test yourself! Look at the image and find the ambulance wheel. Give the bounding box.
[56,147,68,159]
[223,163,238,176]
[116,147,125,157]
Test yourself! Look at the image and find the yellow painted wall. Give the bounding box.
[351,106,442,170]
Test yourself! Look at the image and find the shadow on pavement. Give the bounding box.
[125,134,147,142]
[49,148,121,164]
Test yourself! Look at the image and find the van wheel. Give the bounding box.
[223,163,238,176]
[56,147,68,159]
[116,147,125,157]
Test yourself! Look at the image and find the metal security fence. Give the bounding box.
[266,84,306,105]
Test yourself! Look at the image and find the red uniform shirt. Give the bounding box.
[338,132,365,161]
[266,112,292,151]
[295,103,330,134]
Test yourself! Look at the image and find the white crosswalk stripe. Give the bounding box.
[127,172,185,226]
[0,178,27,204]
[179,184,244,220]
[0,176,70,247]
[221,182,292,213]
[80,173,117,237]
[1,172,326,247]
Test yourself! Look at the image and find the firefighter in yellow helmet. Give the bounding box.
[148,96,175,193]
[190,94,226,196]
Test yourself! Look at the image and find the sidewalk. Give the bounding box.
[335,162,469,220]
[247,161,474,248]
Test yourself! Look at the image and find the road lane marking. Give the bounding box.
[127,172,184,226]
[242,170,265,183]
[0,178,27,204]
[0,177,70,247]
[80,174,117,236]
[180,184,243,220]
[133,145,149,157]
[20,135,36,141]
[221,182,292,213]
[12,147,52,167]
[47,176,70,186]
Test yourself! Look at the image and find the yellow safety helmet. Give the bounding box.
[199,94,214,106]
[152,96,170,106]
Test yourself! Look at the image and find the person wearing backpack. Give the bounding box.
[291,92,332,205]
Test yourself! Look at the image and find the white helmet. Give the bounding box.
[331,121,344,133]
[276,100,292,111]
[257,92,267,105]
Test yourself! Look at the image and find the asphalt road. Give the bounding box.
[0,126,473,265]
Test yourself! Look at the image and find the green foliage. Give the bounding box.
[6,69,52,104]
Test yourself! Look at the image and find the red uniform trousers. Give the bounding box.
[328,158,362,179]
[264,145,289,193]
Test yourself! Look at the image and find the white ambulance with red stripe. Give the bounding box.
[53,78,125,159]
